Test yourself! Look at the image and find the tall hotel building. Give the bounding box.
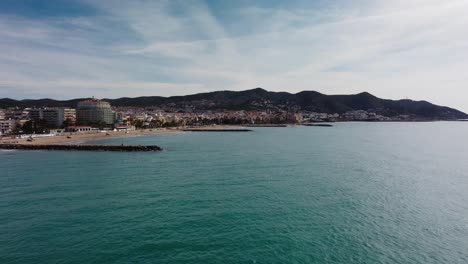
[76,99,114,125]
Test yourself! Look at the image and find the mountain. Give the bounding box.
[1,88,467,120]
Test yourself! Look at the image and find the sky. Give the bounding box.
[0,0,467,112]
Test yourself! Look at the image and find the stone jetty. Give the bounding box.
[245,124,287,127]
[0,144,162,152]
[182,128,252,132]
[302,123,333,127]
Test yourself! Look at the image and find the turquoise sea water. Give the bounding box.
[1,122,468,263]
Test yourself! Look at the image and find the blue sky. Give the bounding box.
[1,0,468,112]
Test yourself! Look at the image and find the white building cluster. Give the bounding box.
[0,98,122,136]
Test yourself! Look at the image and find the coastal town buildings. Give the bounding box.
[341,110,389,121]
[76,99,115,126]
[0,100,428,136]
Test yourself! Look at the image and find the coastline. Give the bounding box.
[0,128,181,145]
[0,125,251,145]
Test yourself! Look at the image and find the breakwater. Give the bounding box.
[245,124,288,127]
[183,128,252,132]
[303,124,333,127]
[0,144,162,152]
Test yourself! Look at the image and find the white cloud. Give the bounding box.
[0,78,202,99]
[0,0,467,112]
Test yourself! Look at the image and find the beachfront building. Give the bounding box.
[29,108,65,128]
[115,125,136,132]
[0,119,17,135]
[64,126,93,133]
[76,99,114,126]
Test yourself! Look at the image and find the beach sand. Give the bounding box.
[0,125,249,145]
[0,128,181,145]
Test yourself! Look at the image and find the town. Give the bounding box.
[0,97,419,137]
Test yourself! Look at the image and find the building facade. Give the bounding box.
[63,108,76,125]
[76,99,114,126]
[64,126,93,132]
[0,119,16,135]
[29,108,65,128]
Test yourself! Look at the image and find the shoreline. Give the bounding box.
[0,125,250,145]
[0,128,181,145]
[2,121,464,146]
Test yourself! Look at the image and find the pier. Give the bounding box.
[0,144,163,152]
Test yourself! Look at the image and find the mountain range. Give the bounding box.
[1,88,467,120]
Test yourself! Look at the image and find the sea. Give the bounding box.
[1,122,468,264]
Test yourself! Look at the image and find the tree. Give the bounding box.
[62,118,74,128]
[22,119,49,134]
[132,119,145,129]
[22,120,34,134]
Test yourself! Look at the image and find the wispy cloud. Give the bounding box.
[0,0,467,111]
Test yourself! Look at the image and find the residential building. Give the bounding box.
[0,119,16,135]
[29,108,65,128]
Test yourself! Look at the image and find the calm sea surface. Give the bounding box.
[1,122,468,263]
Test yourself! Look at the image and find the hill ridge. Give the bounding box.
[1,88,466,120]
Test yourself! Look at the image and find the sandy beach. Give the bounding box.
[0,125,250,145]
[0,128,181,145]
